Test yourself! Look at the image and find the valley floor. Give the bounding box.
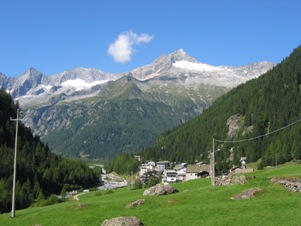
[1,162,301,226]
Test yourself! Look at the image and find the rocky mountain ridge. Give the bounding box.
[0,49,275,107]
[0,49,276,158]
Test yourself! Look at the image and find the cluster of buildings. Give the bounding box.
[138,160,211,183]
[137,156,253,184]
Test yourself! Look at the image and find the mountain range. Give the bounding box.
[0,49,275,159]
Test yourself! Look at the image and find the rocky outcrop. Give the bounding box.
[101,216,144,226]
[227,114,244,138]
[143,183,178,196]
[126,199,145,208]
[231,187,263,200]
[215,175,247,186]
[271,178,301,192]
[227,114,253,138]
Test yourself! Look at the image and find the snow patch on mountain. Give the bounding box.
[41,84,52,91]
[61,78,109,91]
[173,60,232,72]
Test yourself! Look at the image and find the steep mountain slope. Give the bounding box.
[27,74,226,159]
[0,89,100,213]
[0,49,275,159]
[140,45,301,170]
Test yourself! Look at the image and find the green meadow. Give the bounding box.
[1,163,301,226]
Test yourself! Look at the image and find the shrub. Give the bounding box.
[89,187,98,192]
[105,189,114,195]
[95,191,103,196]
[146,176,161,188]
[132,179,143,190]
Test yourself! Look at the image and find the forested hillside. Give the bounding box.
[140,45,301,171]
[0,89,101,213]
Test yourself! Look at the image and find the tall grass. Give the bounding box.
[1,163,301,226]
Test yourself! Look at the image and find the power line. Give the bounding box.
[214,118,301,144]
[210,117,301,187]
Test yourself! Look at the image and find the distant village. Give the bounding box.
[135,155,254,184]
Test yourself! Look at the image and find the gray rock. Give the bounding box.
[143,183,178,196]
[101,216,144,226]
[126,199,145,208]
[215,174,247,186]
[227,114,244,138]
[271,178,301,192]
[78,203,87,208]
[227,114,253,139]
[231,187,263,200]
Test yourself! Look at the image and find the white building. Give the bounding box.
[156,161,170,172]
[139,161,156,176]
[162,170,178,183]
[185,164,210,181]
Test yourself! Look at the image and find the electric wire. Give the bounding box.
[214,118,301,143]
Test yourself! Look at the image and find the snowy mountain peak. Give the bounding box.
[169,49,197,63]
[177,48,185,53]
[171,48,187,57]
[128,49,275,82]
[23,68,44,78]
[16,68,45,85]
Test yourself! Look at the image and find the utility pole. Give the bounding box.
[10,109,21,218]
[211,138,215,186]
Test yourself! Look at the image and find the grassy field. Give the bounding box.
[1,163,301,226]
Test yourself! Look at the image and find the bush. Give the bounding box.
[95,191,103,196]
[105,189,114,195]
[33,194,65,207]
[89,187,98,192]
[46,194,61,205]
[95,189,114,196]
[132,179,143,190]
[146,176,161,188]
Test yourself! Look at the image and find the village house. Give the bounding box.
[229,157,253,174]
[185,163,211,181]
[156,161,170,172]
[139,161,156,176]
[162,170,178,183]
[229,166,254,174]
[173,163,187,182]
[176,168,186,182]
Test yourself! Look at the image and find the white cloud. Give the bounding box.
[108,31,153,63]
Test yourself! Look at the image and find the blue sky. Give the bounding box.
[1,0,301,77]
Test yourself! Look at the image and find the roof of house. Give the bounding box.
[186,164,210,173]
[174,164,185,171]
[157,160,170,164]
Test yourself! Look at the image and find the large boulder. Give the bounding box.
[143,183,178,196]
[101,216,143,226]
